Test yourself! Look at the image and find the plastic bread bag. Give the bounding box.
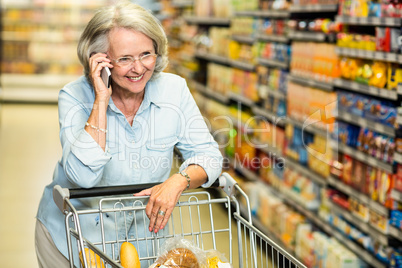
[206,249,232,268]
[149,236,208,268]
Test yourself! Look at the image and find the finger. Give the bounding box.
[159,208,172,231]
[148,206,161,232]
[133,189,152,197]
[153,209,167,233]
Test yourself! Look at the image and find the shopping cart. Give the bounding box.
[53,172,306,268]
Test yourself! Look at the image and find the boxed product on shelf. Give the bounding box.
[369,208,389,233]
[283,167,321,209]
[231,0,259,11]
[296,226,366,268]
[207,63,232,95]
[208,27,231,57]
[337,33,377,51]
[231,17,257,36]
[340,57,402,90]
[259,18,288,36]
[287,82,337,131]
[307,134,333,178]
[230,68,259,101]
[253,42,291,64]
[395,164,402,192]
[255,119,286,154]
[337,90,399,128]
[339,0,402,18]
[349,198,370,222]
[291,42,340,82]
[335,122,395,164]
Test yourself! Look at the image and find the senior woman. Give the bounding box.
[35,1,223,267]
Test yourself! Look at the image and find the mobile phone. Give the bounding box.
[101,66,111,88]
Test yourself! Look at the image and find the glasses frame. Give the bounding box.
[111,53,158,68]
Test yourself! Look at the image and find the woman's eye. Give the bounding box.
[118,57,131,62]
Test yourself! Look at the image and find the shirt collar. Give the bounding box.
[107,77,161,115]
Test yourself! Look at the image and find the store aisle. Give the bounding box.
[0,104,61,268]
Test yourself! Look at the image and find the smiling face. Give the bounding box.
[108,27,156,96]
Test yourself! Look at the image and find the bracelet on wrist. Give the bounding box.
[85,122,108,133]
[177,170,190,191]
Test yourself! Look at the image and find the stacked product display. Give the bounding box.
[1,1,116,75]
[162,0,402,267]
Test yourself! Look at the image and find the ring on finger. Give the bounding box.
[158,210,166,216]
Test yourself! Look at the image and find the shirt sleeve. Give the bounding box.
[58,88,112,188]
[175,79,223,187]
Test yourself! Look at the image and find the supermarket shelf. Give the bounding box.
[286,195,387,268]
[327,176,389,216]
[238,203,297,258]
[289,4,338,12]
[251,105,287,127]
[337,110,395,137]
[194,51,229,65]
[228,59,255,71]
[0,74,80,104]
[287,31,327,42]
[286,116,330,138]
[256,33,289,43]
[252,138,284,159]
[194,51,255,71]
[227,92,255,107]
[257,58,288,69]
[237,161,387,268]
[336,15,402,27]
[336,143,394,174]
[171,0,193,8]
[327,176,370,204]
[330,202,391,246]
[285,157,327,186]
[234,10,290,18]
[395,152,402,164]
[231,34,255,45]
[265,89,286,100]
[232,161,259,181]
[288,74,333,92]
[183,16,230,26]
[389,225,402,242]
[336,47,402,64]
[333,78,398,100]
[228,115,255,135]
[193,81,230,104]
[390,189,402,203]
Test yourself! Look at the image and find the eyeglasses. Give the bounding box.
[111,54,158,67]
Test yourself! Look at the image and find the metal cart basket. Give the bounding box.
[53,172,306,268]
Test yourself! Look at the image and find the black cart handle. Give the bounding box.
[53,173,235,213]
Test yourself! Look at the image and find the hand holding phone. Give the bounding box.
[101,66,111,88]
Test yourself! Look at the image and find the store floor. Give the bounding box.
[0,103,240,268]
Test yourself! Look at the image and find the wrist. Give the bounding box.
[177,171,190,191]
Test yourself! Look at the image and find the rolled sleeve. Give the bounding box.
[65,130,112,188]
[180,154,223,188]
[70,130,111,169]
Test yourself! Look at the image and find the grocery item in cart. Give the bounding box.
[149,237,231,268]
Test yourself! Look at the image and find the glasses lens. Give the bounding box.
[116,57,132,66]
[140,54,157,66]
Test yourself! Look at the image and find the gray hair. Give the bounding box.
[77,1,168,80]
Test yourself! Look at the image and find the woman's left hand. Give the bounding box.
[134,174,187,233]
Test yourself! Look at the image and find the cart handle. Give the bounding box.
[53,172,238,212]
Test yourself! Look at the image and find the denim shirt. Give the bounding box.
[36,73,223,261]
